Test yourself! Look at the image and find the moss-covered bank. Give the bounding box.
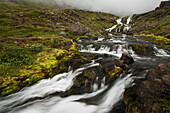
[129,1,170,47]
[0,39,80,96]
[129,1,170,37]
[0,1,119,96]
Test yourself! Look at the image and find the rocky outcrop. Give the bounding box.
[130,44,155,56]
[120,52,134,64]
[124,63,170,113]
[66,52,134,96]
[136,63,170,113]
[159,1,170,9]
[70,22,91,36]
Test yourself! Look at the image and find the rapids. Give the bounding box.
[0,17,169,113]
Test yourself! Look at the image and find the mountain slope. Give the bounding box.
[129,1,170,38]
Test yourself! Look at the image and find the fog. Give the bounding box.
[54,0,163,16]
[2,0,166,16]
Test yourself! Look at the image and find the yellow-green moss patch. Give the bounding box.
[134,34,170,47]
[108,66,123,79]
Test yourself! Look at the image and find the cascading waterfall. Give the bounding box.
[106,16,132,33]
[123,16,132,32]
[1,72,136,113]
[0,17,170,113]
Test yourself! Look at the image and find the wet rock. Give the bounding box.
[86,53,99,60]
[102,62,115,72]
[130,44,154,56]
[120,52,134,64]
[103,58,126,68]
[66,58,91,70]
[114,59,126,69]
[70,22,91,36]
[127,63,170,113]
[109,100,126,113]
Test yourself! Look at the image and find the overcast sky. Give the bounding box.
[54,0,164,16]
[4,0,167,16]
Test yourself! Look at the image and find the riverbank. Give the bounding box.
[0,1,118,96]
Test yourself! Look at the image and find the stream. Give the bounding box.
[0,18,170,113]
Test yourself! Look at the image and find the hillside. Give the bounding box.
[0,1,118,96]
[129,1,170,37]
[128,1,170,47]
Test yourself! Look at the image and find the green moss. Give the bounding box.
[73,79,85,87]
[158,99,170,113]
[0,41,81,96]
[26,10,44,16]
[0,45,34,76]
[86,54,99,60]
[26,74,45,84]
[108,66,122,79]
[133,44,144,55]
[130,5,170,36]
[124,87,139,113]
[135,34,170,47]
[83,68,97,80]
[29,43,44,53]
[0,1,119,96]
[1,85,20,96]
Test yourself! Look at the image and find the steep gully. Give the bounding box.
[0,17,169,113]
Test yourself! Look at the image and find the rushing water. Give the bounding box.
[106,16,132,33]
[0,17,170,113]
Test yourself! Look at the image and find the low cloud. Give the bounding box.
[54,0,162,16]
[4,0,163,16]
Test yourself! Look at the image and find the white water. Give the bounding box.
[106,17,122,32]
[7,72,134,113]
[154,46,170,57]
[106,25,117,32]
[123,16,132,32]
[1,21,169,113]
[80,43,136,58]
[106,16,132,33]
[0,63,99,112]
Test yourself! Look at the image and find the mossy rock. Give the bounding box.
[132,44,144,55]
[108,66,123,79]
[86,53,99,60]
[124,86,139,113]
[83,68,97,80]
[158,99,170,113]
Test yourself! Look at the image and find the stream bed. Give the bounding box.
[0,34,169,113]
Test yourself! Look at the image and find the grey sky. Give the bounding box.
[54,0,163,16]
[3,0,166,16]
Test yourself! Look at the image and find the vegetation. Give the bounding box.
[134,34,170,47]
[0,1,119,96]
[158,99,170,113]
[129,1,170,38]
[108,66,123,79]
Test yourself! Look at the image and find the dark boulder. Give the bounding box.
[102,58,126,72]
[136,63,170,113]
[120,52,134,64]
[70,22,91,36]
[102,62,115,72]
